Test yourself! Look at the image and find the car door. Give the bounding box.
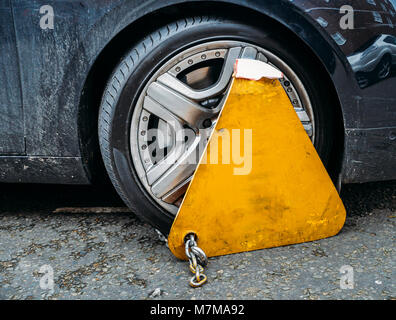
[0,0,25,154]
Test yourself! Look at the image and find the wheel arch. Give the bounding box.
[381,51,393,63]
[78,0,346,183]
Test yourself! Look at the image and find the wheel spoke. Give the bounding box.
[161,176,192,204]
[240,46,258,59]
[157,47,242,101]
[147,82,218,129]
[295,110,310,122]
[151,135,202,198]
[151,123,213,199]
[143,96,185,185]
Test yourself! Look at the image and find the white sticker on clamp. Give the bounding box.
[233,59,284,80]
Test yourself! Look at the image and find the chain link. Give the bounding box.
[184,234,208,288]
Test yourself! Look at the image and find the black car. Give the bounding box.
[1,0,395,234]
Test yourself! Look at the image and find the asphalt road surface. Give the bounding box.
[0,180,394,300]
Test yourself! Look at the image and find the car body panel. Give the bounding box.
[0,0,395,184]
[295,0,396,183]
[0,0,25,154]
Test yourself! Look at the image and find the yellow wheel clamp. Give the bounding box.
[167,59,346,287]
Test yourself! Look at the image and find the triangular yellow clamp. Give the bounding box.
[168,68,346,260]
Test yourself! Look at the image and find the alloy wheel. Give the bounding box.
[130,41,315,215]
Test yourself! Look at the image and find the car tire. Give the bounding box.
[98,16,335,235]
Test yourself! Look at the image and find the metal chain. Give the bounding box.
[184,234,208,287]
